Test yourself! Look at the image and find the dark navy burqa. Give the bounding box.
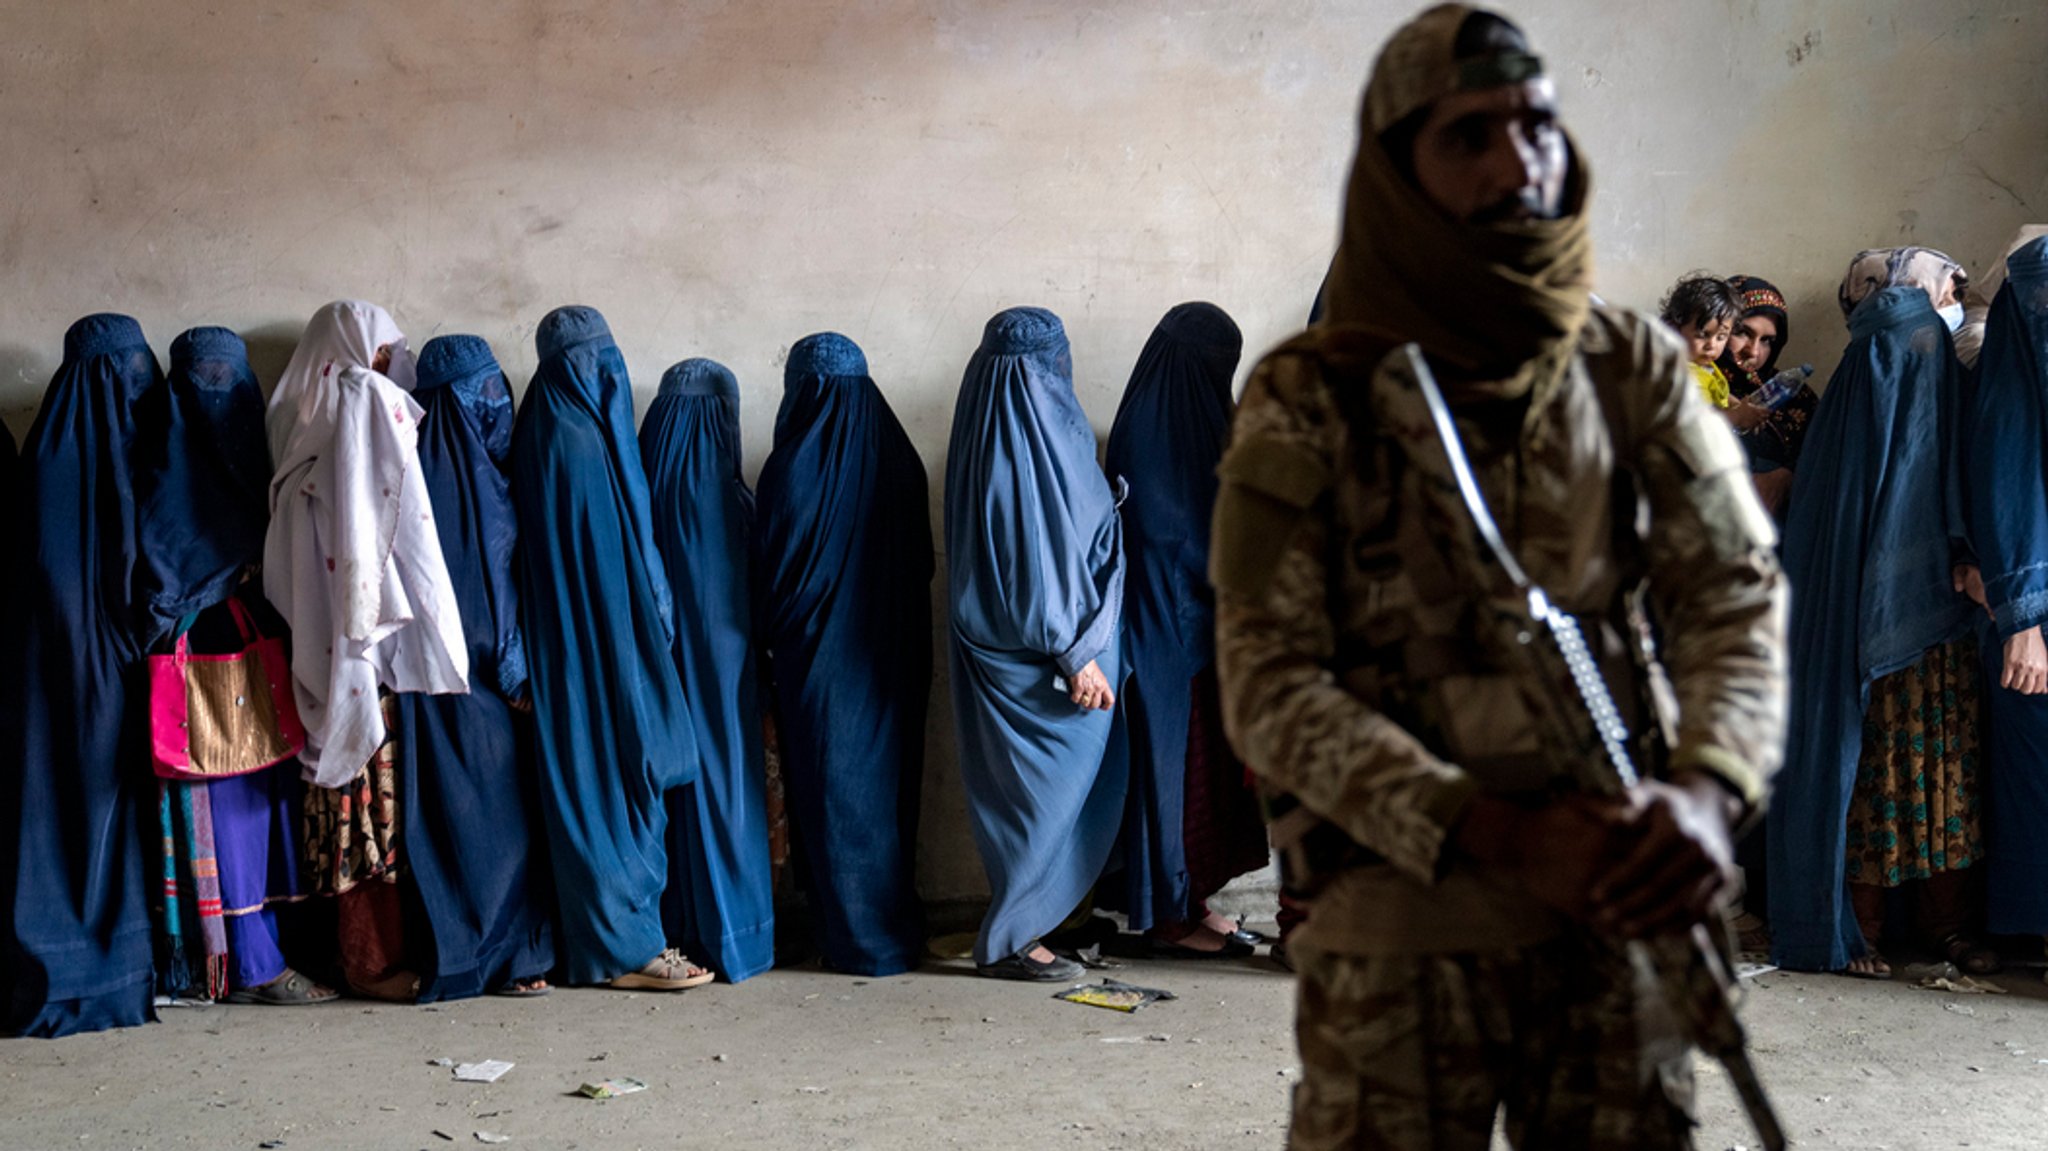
[755,334,931,977]
[1769,287,1976,971]
[1098,303,1266,931]
[1,315,162,1037]
[639,358,775,983]
[398,335,556,1000]
[945,307,1128,966]
[1964,237,2048,935]
[510,306,699,984]
[138,328,300,994]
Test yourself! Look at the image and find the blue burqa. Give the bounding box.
[945,307,1128,965]
[399,335,556,1000]
[755,333,932,976]
[1963,237,2048,934]
[2,315,162,1037]
[138,328,300,994]
[1098,302,1264,931]
[510,306,699,984]
[640,358,775,982]
[1769,287,1975,971]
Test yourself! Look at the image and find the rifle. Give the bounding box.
[1375,344,1786,1151]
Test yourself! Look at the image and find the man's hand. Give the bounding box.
[1456,792,1632,922]
[1068,660,1116,712]
[1955,564,1991,616]
[2004,626,2048,695]
[1589,772,1740,939]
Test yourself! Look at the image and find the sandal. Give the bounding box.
[976,942,1083,982]
[1841,951,1892,981]
[610,948,714,991]
[349,970,422,1003]
[1939,933,2002,976]
[491,977,552,998]
[226,969,340,1006]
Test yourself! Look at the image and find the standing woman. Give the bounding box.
[755,333,932,977]
[265,300,470,1002]
[639,357,775,983]
[1964,236,2048,957]
[396,335,556,1001]
[1,315,162,1037]
[946,306,1127,982]
[510,306,710,991]
[1099,302,1269,956]
[1716,275,1817,517]
[1770,267,1988,978]
[136,327,330,1006]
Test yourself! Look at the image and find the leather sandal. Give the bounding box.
[976,943,1083,982]
[226,969,340,1006]
[1939,933,2002,976]
[610,948,714,991]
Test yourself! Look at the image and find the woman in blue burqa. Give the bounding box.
[510,306,711,991]
[397,335,556,1000]
[755,333,932,977]
[135,327,331,1007]
[1098,302,1270,958]
[945,306,1127,982]
[639,357,775,983]
[1770,255,1991,978]
[1,315,163,1037]
[1962,234,2048,955]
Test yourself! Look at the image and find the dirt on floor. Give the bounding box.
[1,941,2044,1150]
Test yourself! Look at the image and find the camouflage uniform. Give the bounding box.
[1213,312,1787,1149]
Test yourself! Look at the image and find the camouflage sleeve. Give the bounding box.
[1210,352,1479,883]
[1617,316,1790,815]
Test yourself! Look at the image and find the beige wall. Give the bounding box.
[2,1,2043,901]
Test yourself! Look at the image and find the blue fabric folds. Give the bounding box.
[133,327,271,647]
[944,307,1128,965]
[755,333,932,976]
[1964,237,2048,933]
[640,357,775,982]
[1769,287,1975,971]
[399,335,556,1001]
[510,306,698,984]
[1098,302,1248,930]
[2,315,162,1037]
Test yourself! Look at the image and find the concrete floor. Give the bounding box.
[2,944,2045,1151]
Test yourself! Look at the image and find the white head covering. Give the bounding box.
[265,300,414,468]
[263,300,467,788]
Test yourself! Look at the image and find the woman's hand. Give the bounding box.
[1725,401,1770,432]
[1954,564,1991,616]
[2003,627,2048,695]
[1067,660,1116,712]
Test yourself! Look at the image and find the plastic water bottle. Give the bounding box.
[1746,363,1813,411]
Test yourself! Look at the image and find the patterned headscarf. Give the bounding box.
[1723,274,1790,378]
[1838,247,1965,320]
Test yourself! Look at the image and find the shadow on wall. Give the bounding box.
[243,321,308,401]
[0,343,40,443]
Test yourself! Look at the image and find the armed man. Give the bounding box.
[1213,6,1789,1149]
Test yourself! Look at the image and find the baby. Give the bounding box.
[1658,273,1742,409]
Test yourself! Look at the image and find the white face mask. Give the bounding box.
[1938,302,1965,332]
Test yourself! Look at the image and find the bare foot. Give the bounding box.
[1023,943,1059,965]
[1843,953,1891,980]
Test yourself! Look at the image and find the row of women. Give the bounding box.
[1747,232,2048,979]
[0,295,1267,1037]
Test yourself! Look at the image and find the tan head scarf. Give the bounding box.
[1837,247,1965,319]
[1320,3,1593,401]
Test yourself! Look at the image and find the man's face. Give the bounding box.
[1409,77,1568,223]
[1727,314,1779,373]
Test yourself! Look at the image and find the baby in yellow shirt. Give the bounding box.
[1658,273,1741,409]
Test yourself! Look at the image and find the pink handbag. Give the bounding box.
[148,598,306,781]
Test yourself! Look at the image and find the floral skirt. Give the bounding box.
[1844,640,1983,888]
[301,693,404,897]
